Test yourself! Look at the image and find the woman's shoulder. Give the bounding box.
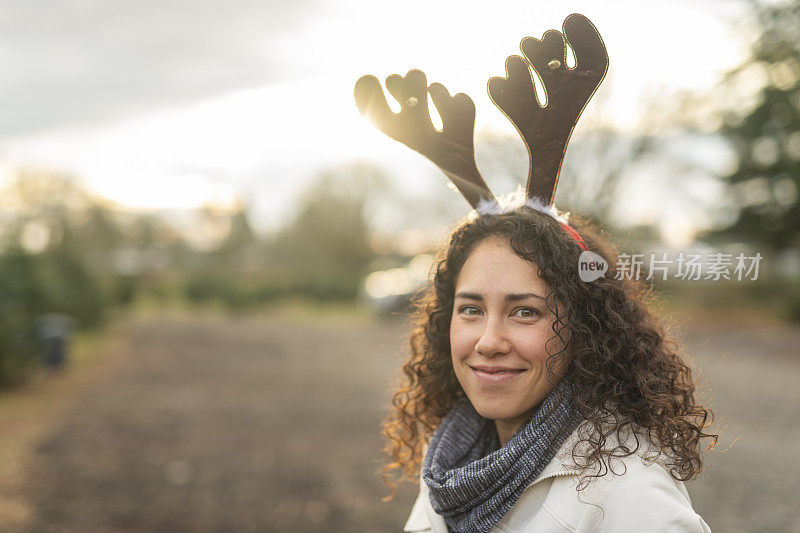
[545,417,677,475]
[531,456,710,532]
[541,419,694,506]
[519,421,711,532]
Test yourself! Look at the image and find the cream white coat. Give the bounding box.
[403,423,711,532]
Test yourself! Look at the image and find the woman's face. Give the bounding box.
[450,237,568,430]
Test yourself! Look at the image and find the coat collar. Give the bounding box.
[407,420,667,532]
[410,424,586,533]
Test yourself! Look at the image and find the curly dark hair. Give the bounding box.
[381,206,717,499]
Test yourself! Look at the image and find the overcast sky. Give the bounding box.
[0,0,328,136]
[0,0,754,236]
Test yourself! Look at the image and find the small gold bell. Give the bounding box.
[406,97,419,107]
[547,59,562,70]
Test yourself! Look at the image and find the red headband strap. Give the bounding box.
[560,222,588,251]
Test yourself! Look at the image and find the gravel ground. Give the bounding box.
[5,310,800,532]
[678,318,800,533]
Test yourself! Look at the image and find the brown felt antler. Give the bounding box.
[354,69,497,210]
[487,13,608,205]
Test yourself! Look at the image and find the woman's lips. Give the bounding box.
[469,365,526,384]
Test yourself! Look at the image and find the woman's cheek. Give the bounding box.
[449,321,470,360]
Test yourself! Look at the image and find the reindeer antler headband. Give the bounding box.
[354,13,608,250]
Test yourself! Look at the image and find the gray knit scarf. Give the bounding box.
[422,378,582,533]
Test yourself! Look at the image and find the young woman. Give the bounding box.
[354,12,717,532]
[381,206,717,532]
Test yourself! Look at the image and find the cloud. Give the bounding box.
[0,0,325,138]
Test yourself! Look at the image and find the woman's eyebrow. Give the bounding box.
[505,292,545,302]
[454,291,545,302]
[454,291,483,301]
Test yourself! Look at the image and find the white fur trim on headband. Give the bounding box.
[472,185,571,224]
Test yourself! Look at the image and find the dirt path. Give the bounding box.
[677,317,800,533]
[9,311,418,532]
[3,309,799,532]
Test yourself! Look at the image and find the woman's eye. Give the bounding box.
[513,307,540,318]
[460,306,481,316]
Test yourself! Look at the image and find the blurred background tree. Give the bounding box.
[0,245,48,384]
[711,0,800,251]
[265,162,388,300]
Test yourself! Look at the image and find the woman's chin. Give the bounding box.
[470,398,525,422]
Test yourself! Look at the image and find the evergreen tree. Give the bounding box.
[715,1,800,251]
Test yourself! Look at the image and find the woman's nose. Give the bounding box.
[475,316,511,357]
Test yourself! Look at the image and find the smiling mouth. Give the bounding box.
[469,365,525,374]
[469,366,526,383]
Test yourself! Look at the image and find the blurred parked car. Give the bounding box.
[359,254,434,315]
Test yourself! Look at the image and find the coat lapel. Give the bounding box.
[409,423,595,531]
